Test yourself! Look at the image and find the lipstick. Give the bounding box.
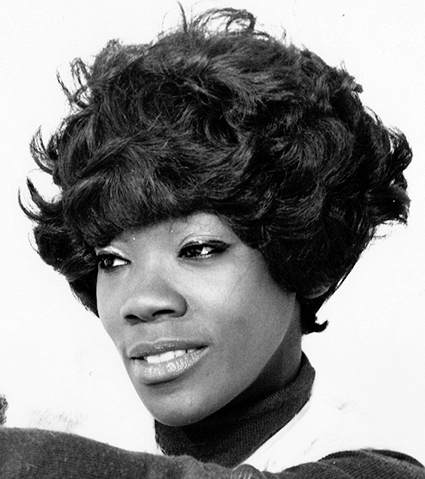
[127,340,208,385]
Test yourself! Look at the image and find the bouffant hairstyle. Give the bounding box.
[22,8,411,334]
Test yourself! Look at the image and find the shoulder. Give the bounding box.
[236,449,425,478]
[308,449,425,478]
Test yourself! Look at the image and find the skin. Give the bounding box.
[96,212,302,426]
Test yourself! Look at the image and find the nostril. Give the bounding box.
[153,309,179,318]
[124,308,185,324]
[124,314,143,325]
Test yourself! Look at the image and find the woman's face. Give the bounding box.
[96,213,299,426]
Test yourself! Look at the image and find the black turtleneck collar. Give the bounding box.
[155,353,315,468]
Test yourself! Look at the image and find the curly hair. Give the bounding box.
[22,8,412,334]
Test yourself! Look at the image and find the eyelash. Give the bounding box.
[179,241,229,259]
[96,253,128,271]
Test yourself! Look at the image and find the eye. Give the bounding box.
[179,241,229,260]
[96,253,128,271]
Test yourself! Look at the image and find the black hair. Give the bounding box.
[22,8,411,333]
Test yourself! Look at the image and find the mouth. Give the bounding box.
[127,341,208,385]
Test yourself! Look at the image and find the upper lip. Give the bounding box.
[127,339,207,359]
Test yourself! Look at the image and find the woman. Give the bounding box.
[1,8,423,478]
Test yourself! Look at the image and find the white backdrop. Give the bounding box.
[0,0,424,463]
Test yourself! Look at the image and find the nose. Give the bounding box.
[119,273,188,323]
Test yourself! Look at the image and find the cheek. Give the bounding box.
[226,282,295,364]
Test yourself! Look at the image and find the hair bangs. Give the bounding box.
[63,143,211,247]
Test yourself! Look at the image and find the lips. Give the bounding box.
[127,340,208,385]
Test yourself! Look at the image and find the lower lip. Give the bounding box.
[129,348,208,385]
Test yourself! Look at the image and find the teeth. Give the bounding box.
[144,349,197,364]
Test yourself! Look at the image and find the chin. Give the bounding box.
[151,405,211,427]
[145,394,224,427]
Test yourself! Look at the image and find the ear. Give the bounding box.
[302,285,331,299]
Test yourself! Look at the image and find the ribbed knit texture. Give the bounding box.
[1,427,425,478]
[155,353,315,468]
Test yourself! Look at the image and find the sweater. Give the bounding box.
[0,428,424,478]
[1,354,424,478]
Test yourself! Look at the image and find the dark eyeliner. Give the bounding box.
[179,240,229,259]
[96,252,127,271]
